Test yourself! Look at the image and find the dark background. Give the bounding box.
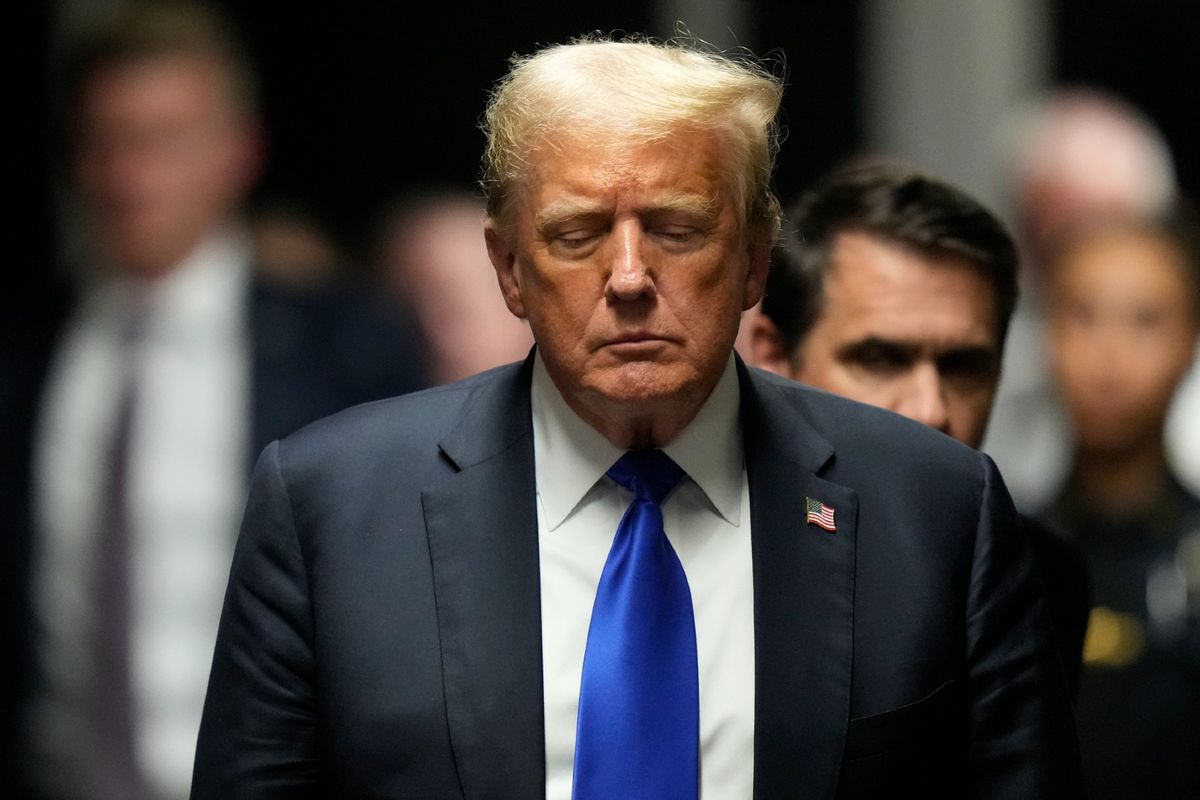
[1054,0,1199,201]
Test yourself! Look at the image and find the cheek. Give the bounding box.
[1127,354,1189,405]
[948,389,994,427]
[186,145,241,201]
[522,272,602,347]
[795,349,867,400]
[668,268,748,337]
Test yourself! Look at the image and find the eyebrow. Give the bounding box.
[534,199,609,233]
[836,337,919,361]
[642,192,720,219]
[836,336,997,363]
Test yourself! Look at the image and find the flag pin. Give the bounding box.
[806,496,836,532]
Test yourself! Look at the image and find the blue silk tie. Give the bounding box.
[573,449,699,800]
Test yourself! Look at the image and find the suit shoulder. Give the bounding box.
[272,363,519,469]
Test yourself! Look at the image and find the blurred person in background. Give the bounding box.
[374,191,533,384]
[1041,212,1200,800]
[751,162,1091,693]
[249,199,346,291]
[982,89,1200,509]
[5,3,423,797]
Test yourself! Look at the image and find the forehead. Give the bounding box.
[1052,232,1193,306]
[820,231,999,346]
[518,128,732,213]
[81,54,229,122]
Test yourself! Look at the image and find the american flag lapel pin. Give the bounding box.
[805,496,837,532]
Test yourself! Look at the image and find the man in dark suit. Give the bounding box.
[3,5,422,798]
[194,38,1083,797]
[749,161,1092,694]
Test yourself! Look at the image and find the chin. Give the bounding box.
[585,361,701,409]
[1074,419,1145,456]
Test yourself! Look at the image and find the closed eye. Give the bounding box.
[545,222,606,257]
[556,230,602,248]
[653,226,703,246]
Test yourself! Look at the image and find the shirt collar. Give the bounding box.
[531,351,743,531]
[86,227,252,343]
[147,227,251,339]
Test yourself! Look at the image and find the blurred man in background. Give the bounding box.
[982,89,1200,508]
[4,3,422,797]
[751,162,1091,691]
[374,191,533,385]
[1041,212,1200,800]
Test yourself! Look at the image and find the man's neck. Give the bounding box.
[103,219,245,285]
[1069,434,1171,517]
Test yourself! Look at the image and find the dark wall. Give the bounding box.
[754,2,862,207]
[20,1,57,303]
[1054,0,1200,201]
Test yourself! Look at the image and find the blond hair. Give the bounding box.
[481,35,784,238]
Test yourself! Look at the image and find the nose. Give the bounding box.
[604,219,656,303]
[896,363,951,436]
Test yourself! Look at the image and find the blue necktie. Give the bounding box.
[573,449,699,800]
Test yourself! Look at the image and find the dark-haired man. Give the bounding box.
[752,161,1091,691]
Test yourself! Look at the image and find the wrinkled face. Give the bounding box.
[486,129,768,430]
[793,232,1001,448]
[76,55,258,277]
[1047,231,1198,455]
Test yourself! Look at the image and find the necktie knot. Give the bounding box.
[607,449,685,505]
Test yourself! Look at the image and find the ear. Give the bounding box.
[747,312,794,378]
[741,231,772,311]
[485,221,528,319]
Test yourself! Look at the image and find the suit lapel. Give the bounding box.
[740,365,857,798]
[422,356,546,799]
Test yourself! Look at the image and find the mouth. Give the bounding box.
[602,331,674,348]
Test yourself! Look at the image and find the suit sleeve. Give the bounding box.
[192,441,319,798]
[965,453,1085,798]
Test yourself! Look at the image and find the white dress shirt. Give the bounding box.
[30,230,251,799]
[532,353,756,800]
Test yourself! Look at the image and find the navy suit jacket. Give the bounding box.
[193,354,1083,798]
[0,277,424,795]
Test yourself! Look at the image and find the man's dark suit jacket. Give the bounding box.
[193,354,1084,798]
[0,277,425,795]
